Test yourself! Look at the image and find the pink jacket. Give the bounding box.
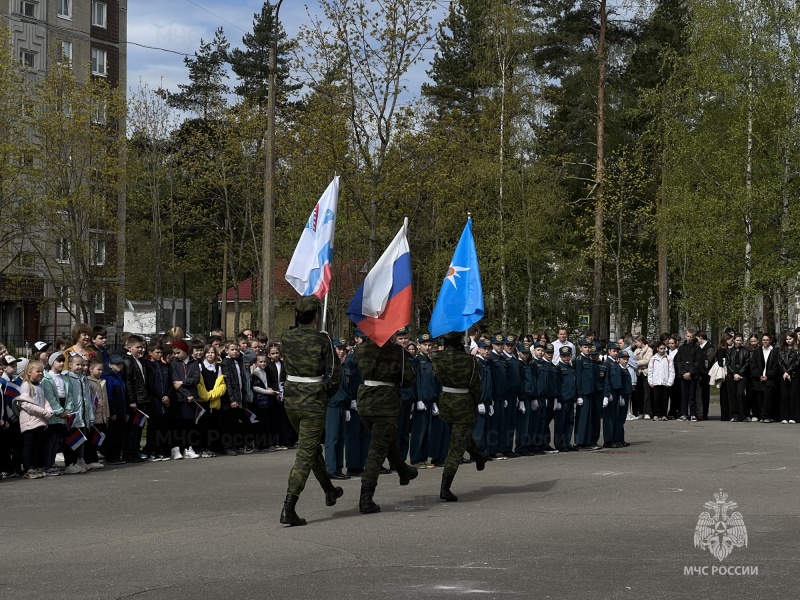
[16,383,54,433]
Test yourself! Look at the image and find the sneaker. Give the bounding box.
[64,464,83,475]
[171,447,183,460]
[412,462,428,469]
[677,416,687,421]
[23,469,44,479]
[200,450,216,458]
[274,446,288,451]
[78,459,92,471]
[626,414,636,420]
[790,420,796,424]
[88,462,104,469]
[148,454,163,462]
[224,448,240,457]
[44,467,62,476]
[184,447,200,459]
[751,417,759,422]
[690,416,697,422]
[238,447,254,455]
[782,420,789,424]
[644,414,651,420]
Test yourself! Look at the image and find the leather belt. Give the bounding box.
[286,375,324,383]
[363,380,393,387]
[441,386,469,394]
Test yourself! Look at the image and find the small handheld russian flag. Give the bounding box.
[65,411,79,429]
[91,391,99,411]
[65,428,86,450]
[193,401,206,425]
[133,409,148,427]
[246,409,259,424]
[3,381,21,399]
[90,426,105,447]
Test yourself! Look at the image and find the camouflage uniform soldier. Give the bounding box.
[354,333,419,513]
[432,332,488,501]
[279,297,343,526]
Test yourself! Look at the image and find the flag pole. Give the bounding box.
[320,173,339,334]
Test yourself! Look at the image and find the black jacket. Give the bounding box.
[750,346,780,390]
[778,349,799,377]
[122,354,148,406]
[675,340,702,379]
[145,358,172,416]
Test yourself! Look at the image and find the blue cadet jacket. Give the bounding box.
[414,353,440,406]
[328,361,349,409]
[605,358,623,393]
[504,353,522,400]
[542,359,558,398]
[557,360,577,402]
[476,356,493,406]
[519,358,533,402]
[575,353,594,396]
[530,357,547,400]
[488,351,507,402]
[620,365,633,397]
[592,359,612,397]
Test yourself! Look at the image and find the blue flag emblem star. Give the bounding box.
[428,219,484,337]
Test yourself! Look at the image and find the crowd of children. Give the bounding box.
[0,324,297,480]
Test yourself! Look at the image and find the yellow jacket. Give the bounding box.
[197,371,227,411]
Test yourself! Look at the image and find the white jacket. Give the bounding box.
[648,353,675,387]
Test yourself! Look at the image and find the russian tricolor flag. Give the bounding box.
[65,428,86,450]
[133,409,148,428]
[91,426,105,447]
[285,177,340,299]
[346,219,412,347]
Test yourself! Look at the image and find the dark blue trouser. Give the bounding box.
[680,378,699,417]
[397,400,413,461]
[541,399,556,449]
[528,399,543,449]
[428,414,450,461]
[602,391,620,444]
[590,394,603,445]
[554,400,575,450]
[409,407,430,463]
[615,395,628,442]
[486,398,504,455]
[574,393,594,446]
[344,410,370,470]
[502,397,516,453]
[325,405,346,474]
[472,409,488,452]
[514,400,530,452]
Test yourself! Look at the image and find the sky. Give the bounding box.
[127,0,442,100]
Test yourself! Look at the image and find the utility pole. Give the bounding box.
[261,0,284,338]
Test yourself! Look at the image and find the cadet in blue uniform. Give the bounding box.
[573,339,595,449]
[325,338,351,479]
[472,339,493,452]
[540,344,559,453]
[395,327,415,463]
[502,335,521,457]
[424,335,449,467]
[554,345,577,451]
[514,343,533,455]
[616,351,633,448]
[590,343,610,449]
[602,344,623,448]
[528,341,547,453]
[410,333,434,468]
[486,334,508,459]
[344,329,370,476]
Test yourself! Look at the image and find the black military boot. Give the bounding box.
[359,485,381,514]
[439,470,458,502]
[280,494,307,526]
[324,486,344,507]
[396,463,418,486]
[473,452,489,472]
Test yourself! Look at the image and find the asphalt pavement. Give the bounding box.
[2,403,798,600]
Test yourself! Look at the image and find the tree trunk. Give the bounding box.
[592,0,607,339]
[743,6,754,333]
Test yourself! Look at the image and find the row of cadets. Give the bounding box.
[513,343,532,454]
[539,343,559,452]
[554,345,577,451]
[485,333,507,458]
[502,334,521,457]
[574,339,598,450]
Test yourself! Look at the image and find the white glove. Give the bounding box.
[489,404,495,416]
[554,401,561,411]
[432,403,440,416]
[416,401,427,411]
[518,401,526,415]
[603,397,609,408]
[504,399,508,408]
[577,397,583,406]
[619,397,625,407]
[532,399,539,411]
[478,403,486,415]
[345,410,351,422]
[349,400,357,410]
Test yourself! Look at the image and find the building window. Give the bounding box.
[57,0,70,19]
[21,1,36,18]
[55,286,72,312]
[91,48,107,76]
[92,2,107,28]
[58,41,72,66]
[91,99,107,125]
[94,290,105,313]
[90,238,106,266]
[19,50,35,69]
[56,238,71,263]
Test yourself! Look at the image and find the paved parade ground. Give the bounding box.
[3,403,799,600]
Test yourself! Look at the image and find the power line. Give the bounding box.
[183,0,248,35]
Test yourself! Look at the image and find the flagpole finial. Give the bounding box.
[467,211,472,220]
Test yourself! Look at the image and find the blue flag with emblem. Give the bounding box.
[428,218,484,337]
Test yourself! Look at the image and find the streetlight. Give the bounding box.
[261,0,283,339]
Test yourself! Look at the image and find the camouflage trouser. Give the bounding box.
[445,422,481,473]
[285,408,333,497]
[361,415,404,488]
